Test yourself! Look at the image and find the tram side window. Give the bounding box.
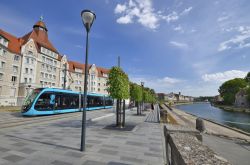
[96,96,103,106]
[54,93,80,110]
[70,94,79,109]
[87,96,95,107]
[34,92,54,111]
[105,97,113,106]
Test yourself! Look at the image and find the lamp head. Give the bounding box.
[81,10,96,32]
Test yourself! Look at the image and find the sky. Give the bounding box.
[0,0,250,97]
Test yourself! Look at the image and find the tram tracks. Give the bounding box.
[0,112,83,129]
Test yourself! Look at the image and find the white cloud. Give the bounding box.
[114,0,159,29]
[116,15,133,24]
[181,7,193,15]
[114,1,192,29]
[130,75,183,92]
[202,70,248,82]
[169,41,188,49]
[218,26,250,51]
[163,11,179,23]
[217,15,229,22]
[159,77,182,84]
[173,25,184,32]
[114,4,127,14]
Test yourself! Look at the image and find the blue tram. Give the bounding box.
[21,88,113,116]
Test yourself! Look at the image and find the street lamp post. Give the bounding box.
[141,82,144,115]
[80,9,96,152]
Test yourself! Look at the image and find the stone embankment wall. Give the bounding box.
[163,125,230,165]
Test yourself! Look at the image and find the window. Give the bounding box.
[0,73,3,80]
[53,67,56,72]
[41,72,44,78]
[28,51,33,55]
[10,88,16,97]
[0,61,5,69]
[42,64,45,69]
[11,76,17,83]
[31,59,34,64]
[98,88,100,92]
[52,83,55,87]
[25,68,28,74]
[14,55,20,61]
[34,92,54,111]
[30,69,33,74]
[42,56,45,62]
[29,78,32,83]
[24,78,27,83]
[13,66,18,73]
[98,83,100,86]
[3,50,7,56]
[26,57,29,64]
[45,73,48,78]
[53,75,56,80]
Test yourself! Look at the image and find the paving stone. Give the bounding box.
[82,160,107,165]
[64,151,84,158]
[126,141,144,146]
[102,144,118,149]
[0,147,10,152]
[120,156,144,163]
[98,148,117,155]
[107,161,132,165]
[87,139,102,144]
[11,142,27,147]
[144,152,162,158]
[51,160,73,165]
[2,154,25,162]
[18,148,37,154]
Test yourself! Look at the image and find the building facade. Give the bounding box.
[234,88,249,108]
[157,92,194,103]
[0,19,109,106]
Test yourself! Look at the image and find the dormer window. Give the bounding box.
[0,36,8,47]
[28,51,33,55]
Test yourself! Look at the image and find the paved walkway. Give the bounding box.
[203,134,250,165]
[0,109,165,165]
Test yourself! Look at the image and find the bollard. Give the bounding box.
[196,118,205,132]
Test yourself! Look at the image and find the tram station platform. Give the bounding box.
[0,109,165,165]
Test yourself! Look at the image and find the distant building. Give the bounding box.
[0,19,109,106]
[214,95,223,102]
[234,88,249,108]
[157,92,194,103]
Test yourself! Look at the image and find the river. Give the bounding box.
[175,102,250,133]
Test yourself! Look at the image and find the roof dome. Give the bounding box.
[33,21,48,32]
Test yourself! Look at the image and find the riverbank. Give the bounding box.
[212,104,250,113]
[172,107,250,141]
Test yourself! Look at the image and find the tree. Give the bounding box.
[246,87,250,103]
[218,78,248,105]
[107,66,129,127]
[129,83,142,115]
[245,72,250,82]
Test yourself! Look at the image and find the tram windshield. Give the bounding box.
[22,88,41,108]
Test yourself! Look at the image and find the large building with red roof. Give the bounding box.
[0,19,110,106]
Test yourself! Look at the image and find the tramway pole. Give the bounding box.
[80,9,96,152]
